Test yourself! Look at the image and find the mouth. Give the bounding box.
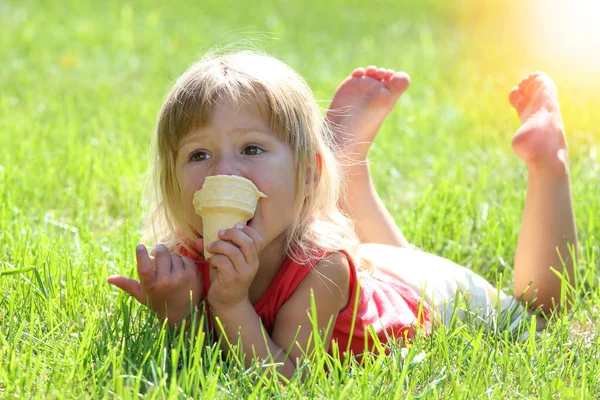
[247,217,255,228]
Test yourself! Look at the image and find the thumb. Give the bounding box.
[107,275,146,305]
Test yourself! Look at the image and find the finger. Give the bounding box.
[209,254,237,280]
[171,254,184,272]
[169,254,185,282]
[153,244,173,280]
[135,244,156,289]
[208,239,246,272]
[236,225,264,253]
[107,275,145,305]
[229,225,264,267]
[182,256,200,277]
[183,256,206,290]
[218,226,259,268]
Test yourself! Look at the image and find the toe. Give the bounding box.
[374,68,387,80]
[518,76,531,93]
[509,86,522,108]
[519,72,547,97]
[527,71,544,80]
[388,72,410,95]
[351,67,365,78]
[509,87,530,114]
[382,69,395,82]
[365,65,377,76]
[533,72,557,92]
[523,79,540,97]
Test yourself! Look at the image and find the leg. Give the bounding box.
[509,72,577,315]
[326,66,411,247]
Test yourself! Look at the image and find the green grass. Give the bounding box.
[1,0,599,398]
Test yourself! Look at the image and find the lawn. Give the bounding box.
[1,0,599,398]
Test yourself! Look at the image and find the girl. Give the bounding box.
[108,51,577,379]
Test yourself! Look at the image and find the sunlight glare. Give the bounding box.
[531,1,600,82]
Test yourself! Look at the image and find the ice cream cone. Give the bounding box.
[193,175,267,259]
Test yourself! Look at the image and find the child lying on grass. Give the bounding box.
[108,51,577,379]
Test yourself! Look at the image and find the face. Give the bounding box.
[175,99,299,260]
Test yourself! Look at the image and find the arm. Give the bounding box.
[272,252,350,371]
[205,224,349,379]
[212,252,350,379]
[107,244,204,330]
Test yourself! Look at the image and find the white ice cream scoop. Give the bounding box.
[193,175,267,259]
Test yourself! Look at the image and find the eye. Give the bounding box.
[243,145,263,156]
[190,150,210,162]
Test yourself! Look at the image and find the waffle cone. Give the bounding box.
[193,175,266,258]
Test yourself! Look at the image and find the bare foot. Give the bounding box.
[326,66,410,161]
[509,72,569,175]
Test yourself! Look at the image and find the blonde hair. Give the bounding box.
[144,50,359,265]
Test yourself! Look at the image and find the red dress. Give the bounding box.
[181,247,433,356]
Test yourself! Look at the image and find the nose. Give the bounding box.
[212,153,242,177]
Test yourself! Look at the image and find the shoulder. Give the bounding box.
[273,252,350,335]
[309,251,351,297]
[286,251,351,312]
[270,251,352,362]
[285,249,351,286]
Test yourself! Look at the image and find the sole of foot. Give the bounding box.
[509,72,569,175]
[326,65,410,161]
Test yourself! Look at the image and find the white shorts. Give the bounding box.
[357,244,543,335]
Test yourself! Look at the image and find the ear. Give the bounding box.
[305,153,323,187]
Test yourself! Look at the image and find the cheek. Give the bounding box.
[177,170,204,213]
[281,169,301,209]
[178,167,203,194]
[179,180,205,233]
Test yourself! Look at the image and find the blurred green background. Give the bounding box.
[2,0,597,261]
[2,0,599,292]
[0,0,599,396]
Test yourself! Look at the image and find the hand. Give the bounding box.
[200,224,263,311]
[107,244,203,328]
